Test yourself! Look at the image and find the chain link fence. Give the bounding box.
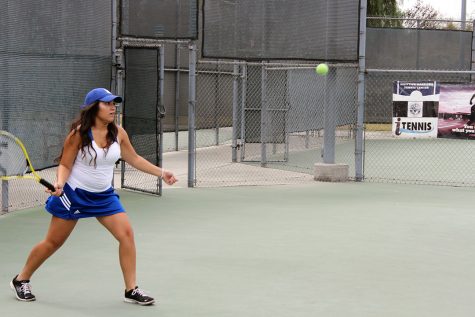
[364,69,475,186]
[5,2,475,214]
[1,167,57,213]
[194,60,359,187]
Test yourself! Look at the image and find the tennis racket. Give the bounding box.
[0,130,56,192]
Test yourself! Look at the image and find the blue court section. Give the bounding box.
[1,182,474,317]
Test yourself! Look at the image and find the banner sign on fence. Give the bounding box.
[392,81,440,138]
[437,83,475,139]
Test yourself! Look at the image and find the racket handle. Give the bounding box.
[39,178,56,192]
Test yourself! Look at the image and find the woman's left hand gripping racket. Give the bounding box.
[0,130,57,192]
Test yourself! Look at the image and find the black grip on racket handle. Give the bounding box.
[39,178,56,192]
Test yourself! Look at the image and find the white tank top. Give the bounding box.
[67,131,121,192]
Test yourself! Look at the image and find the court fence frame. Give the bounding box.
[6,1,475,213]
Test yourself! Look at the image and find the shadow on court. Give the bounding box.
[1,182,474,317]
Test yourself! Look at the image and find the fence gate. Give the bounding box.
[121,46,165,195]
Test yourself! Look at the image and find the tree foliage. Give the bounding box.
[402,0,441,29]
[367,0,400,17]
[367,0,403,27]
[367,0,460,30]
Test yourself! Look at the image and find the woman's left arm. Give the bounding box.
[118,125,177,185]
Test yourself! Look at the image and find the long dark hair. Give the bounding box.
[56,102,118,166]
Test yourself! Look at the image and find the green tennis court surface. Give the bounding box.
[1,182,474,317]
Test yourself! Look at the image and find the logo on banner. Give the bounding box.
[394,118,435,134]
[408,102,422,117]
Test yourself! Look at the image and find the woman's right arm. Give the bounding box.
[48,130,81,196]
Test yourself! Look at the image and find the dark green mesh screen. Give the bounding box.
[0,0,112,169]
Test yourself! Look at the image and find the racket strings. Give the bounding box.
[0,134,30,177]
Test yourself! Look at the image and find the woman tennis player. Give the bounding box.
[10,88,177,305]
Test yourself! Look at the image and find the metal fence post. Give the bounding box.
[322,68,336,164]
[158,45,165,195]
[416,19,420,69]
[260,62,267,167]
[111,0,118,95]
[188,42,197,187]
[462,0,467,30]
[240,63,247,161]
[1,180,8,213]
[111,0,124,121]
[355,0,367,181]
[471,19,475,82]
[214,63,220,145]
[175,44,181,151]
[111,0,120,189]
[232,61,239,162]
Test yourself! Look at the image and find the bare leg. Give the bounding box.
[18,216,78,280]
[96,212,136,291]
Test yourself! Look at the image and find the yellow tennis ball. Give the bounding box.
[315,63,329,76]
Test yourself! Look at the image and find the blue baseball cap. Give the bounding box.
[82,88,123,109]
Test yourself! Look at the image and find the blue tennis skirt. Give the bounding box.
[45,183,125,220]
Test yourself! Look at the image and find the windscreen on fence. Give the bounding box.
[366,28,472,70]
[362,27,474,122]
[121,0,198,39]
[202,0,359,61]
[0,0,112,170]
